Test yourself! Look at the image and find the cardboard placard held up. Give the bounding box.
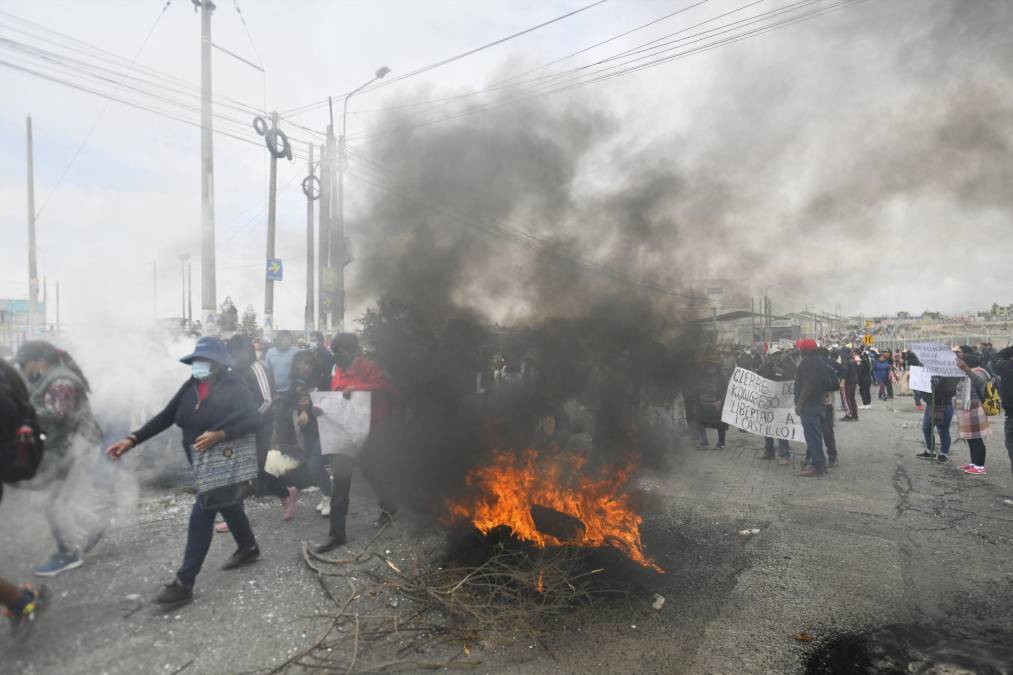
[721,367,805,441]
[311,391,372,457]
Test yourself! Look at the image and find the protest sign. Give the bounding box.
[720,367,805,441]
[910,343,963,377]
[909,365,932,393]
[311,391,372,457]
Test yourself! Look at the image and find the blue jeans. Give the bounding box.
[800,405,826,470]
[764,436,790,458]
[178,499,256,588]
[921,403,954,456]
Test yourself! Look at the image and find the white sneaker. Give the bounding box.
[320,503,331,517]
[315,498,327,513]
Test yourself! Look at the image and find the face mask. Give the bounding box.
[191,362,214,380]
[310,341,321,350]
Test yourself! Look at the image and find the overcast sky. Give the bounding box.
[1,0,1010,329]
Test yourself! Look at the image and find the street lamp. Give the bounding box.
[329,65,389,331]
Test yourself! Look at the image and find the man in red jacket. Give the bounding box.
[316,334,398,553]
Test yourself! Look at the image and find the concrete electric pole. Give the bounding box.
[264,111,279,336]
[26,115,39,332]
[305,143,315,334]
[198,0,217,330]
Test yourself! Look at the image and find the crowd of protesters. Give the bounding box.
[2,324,1011,638]
[685,338,1010,485]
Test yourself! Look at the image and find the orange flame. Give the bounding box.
[446,449,662,572]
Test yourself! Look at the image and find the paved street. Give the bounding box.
[3,398,1012,674]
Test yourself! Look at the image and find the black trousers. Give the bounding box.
[822,404,836,457]
[327,447,396,540]
[859,382,872,406]
[968,437,987,467]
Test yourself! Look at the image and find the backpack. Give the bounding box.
[0,361,46,485]
[979,369,1002,416]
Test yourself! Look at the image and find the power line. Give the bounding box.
[280,0,612,118]
[31,0,173,217]
[230,0,264,70]
[347,0,861,142]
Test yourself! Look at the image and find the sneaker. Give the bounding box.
[154,580,193,606]
[33,550,82,577]
[958,463,973,471]
[320,502,331,517]
[4,584,48,640]
[828,457,839,467]
[282,487,298,521]
[935,454,949,464]
[962,465,987,475]
[799,466,826,477]
[1003,499,1013,508]
[839,416,857,422]
[715,442,726,449]
[214,522,230,534]
[916,451,934,460]
[777,458,793,466]
[82,517,111,555]
[315,497,327,513]
[915,406,925,411]
[222,543,261,570]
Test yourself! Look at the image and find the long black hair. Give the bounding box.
[15,340,91,393]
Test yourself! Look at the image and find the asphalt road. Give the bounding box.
[2,397,1012,674]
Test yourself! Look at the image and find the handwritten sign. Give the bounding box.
[720,367,804,441]
[909,366,932,393]
[311,391,372,457]
[910,343,963,377]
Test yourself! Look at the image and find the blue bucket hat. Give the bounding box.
[179,336,234,366]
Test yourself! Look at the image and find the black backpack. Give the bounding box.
[0,360,45,486]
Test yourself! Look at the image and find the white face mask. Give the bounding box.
[191,362,214,380]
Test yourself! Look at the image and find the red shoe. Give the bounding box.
[962,466,987,475]
[282,487,298,521]
[915,406,924,411]
[958,463,973,471]
[214,522,230,534]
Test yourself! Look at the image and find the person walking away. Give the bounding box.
[873,352,893,401]
[691,351,730,450]
[15,341,109,577]
[991,346,1013,505]
[857,348,873,408]
[815,347,843,466]
[915,375,959,463]
[841,348,860,421]
[266,331,299,458]
[288,350,334,516]
[954,353,991,476]
[105,337,262,607]
[225,335,298,527]
[0,358,49,637]
[757,347,795,464]
[795,340,832,477]
[315,334,398,554]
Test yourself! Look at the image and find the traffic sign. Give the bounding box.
[266,258,283,281]
[862,334,874,346]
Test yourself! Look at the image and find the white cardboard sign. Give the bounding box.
[311,391,372,457]
[910,343,963,378]
[720,367,805,441]
[909,365,932,393]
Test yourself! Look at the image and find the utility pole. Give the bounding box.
[42,277,47,330]
[179,253,189,327]
[26,115,39,333]
[198,0,217,330]
[187,261,193,326]
[55,282,60,333]
[324,105,338,332]
[264,111,279,337]
[305,143,315,334]
[317,141,330,332]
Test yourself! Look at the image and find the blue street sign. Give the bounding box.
[266,258,283,281]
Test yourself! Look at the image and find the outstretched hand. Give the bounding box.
[106,438,135,461]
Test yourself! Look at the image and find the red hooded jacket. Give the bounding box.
[330,355,393,425]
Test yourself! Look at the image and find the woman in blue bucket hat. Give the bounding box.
[105,336,261,607]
